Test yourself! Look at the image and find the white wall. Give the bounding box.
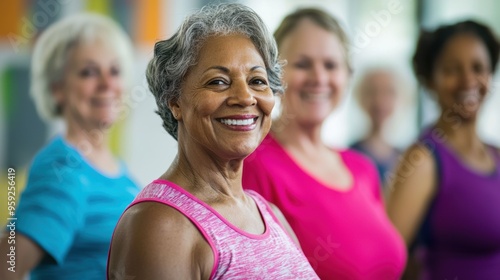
[121,0,203,186]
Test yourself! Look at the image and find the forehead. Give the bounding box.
[438,33,490,63]
[279,19,344,58]
[194,34,265,70]
[67,39,119,64]
[364,71,395,85]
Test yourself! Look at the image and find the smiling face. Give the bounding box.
[279,19,350,126]
[431,33,492,121]
[54,40,124,131]
[171,34,274,160]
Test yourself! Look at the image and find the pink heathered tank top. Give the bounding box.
[130,179,319,279]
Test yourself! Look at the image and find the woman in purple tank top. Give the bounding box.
[107,3,319,280]
[387,20,500,279]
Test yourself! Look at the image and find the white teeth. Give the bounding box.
[220,118,255,126]
[459,90,481,103]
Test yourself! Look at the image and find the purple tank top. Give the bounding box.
[129,179,319,279]
[418,129,500,279]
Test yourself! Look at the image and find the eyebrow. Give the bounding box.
[250,66,265,71]
[203,65,265,74]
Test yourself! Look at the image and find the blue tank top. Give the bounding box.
[417,129,500,280]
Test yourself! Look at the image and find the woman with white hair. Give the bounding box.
[0,13,139,280]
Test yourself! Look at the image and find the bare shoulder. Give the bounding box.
[405,142,435,162]
[108,202,213,280]
[386,143,437,245]
[390,143,436,187]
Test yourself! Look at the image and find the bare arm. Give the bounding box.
[108,202,213,280]
[386,144,437,246]
[0,233,45,280]
[269,203,300,247]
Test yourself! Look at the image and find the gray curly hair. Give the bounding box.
[146,3,284,140]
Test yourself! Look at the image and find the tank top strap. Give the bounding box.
[132,180,247,237]
[129,180,223,279]
[245,189,285,230]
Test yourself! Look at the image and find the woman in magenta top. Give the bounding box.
[242,8,406,279]
[387,20,500,279]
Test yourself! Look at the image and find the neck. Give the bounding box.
[65,121,110,155]
[272,114,326,153]
[434,113,482,151]
[164,136,246,201]
[63,119,120,176]
[359,127,396,160]
[367,123,385,141]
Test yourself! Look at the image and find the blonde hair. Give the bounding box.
[274,8,351,72]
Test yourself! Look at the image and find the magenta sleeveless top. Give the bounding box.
[123,179,319,279]
[416,129,500,279]
[243,134,407,279]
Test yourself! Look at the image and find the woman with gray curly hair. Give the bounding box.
[107,3,318,279]
[0,13,139,280]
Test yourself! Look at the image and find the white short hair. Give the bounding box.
[31,13,134,121]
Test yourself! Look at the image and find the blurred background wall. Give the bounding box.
[0,0,499,213]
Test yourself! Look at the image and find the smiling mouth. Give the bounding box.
[301,92,331,102]
[218,117,258,126]
[91,99,117,107]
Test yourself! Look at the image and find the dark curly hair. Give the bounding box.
[413,20,500,87]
